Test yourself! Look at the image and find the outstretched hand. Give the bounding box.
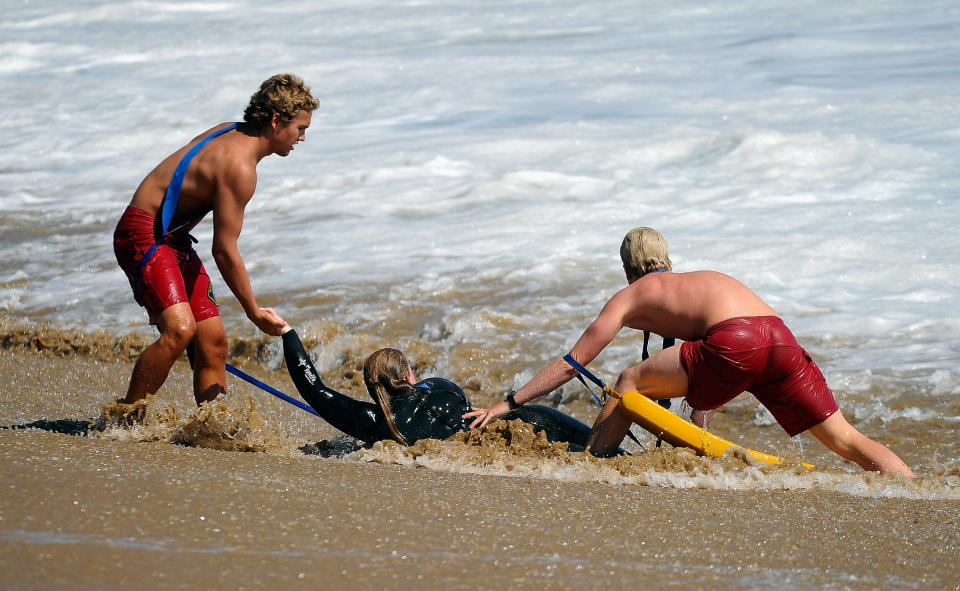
[463,400,512,430]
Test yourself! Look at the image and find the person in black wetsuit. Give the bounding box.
[280,325,595,449]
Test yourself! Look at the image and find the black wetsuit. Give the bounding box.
[282,330,593,449]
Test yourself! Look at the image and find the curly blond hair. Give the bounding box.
[243,73,319,128]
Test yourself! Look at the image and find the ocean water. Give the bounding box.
[2,2,960,588]
[2,3,959,464]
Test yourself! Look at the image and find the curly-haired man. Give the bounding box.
[113,74,319,405]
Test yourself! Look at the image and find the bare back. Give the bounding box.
[129,123,258,234]
[569,271,778,366]
[614,271,777,340]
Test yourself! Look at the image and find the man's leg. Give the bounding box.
[586,396,633,456]
[190,316,228,405]
[124,302,196,403]
[586,346,689,456]
[807,411,914,477]
[615,345,689,399]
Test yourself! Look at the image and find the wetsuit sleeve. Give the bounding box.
[281,329,393,444]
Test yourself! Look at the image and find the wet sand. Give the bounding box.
[3,426,958,591]
[1,325,958,590]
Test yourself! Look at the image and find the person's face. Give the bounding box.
[271,110,312,156]
[405,364,417,385]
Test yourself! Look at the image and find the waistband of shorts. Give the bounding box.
[119,205,156,222]
[705,315,784,335]
[117,205,196,249]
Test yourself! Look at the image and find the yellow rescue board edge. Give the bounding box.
[619,391,813,468]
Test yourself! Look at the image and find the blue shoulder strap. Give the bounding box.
[135,123,237,281]
[159,123,238,236]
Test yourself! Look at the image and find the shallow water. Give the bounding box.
[1,315,959,589]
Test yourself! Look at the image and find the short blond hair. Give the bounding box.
[243,73,319,129]
[620,226,672,277]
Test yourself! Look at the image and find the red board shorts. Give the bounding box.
[679,316,838,436]
[113,206,219,325]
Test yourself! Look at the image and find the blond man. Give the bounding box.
[467,228,913,476]
[114,74,319,405]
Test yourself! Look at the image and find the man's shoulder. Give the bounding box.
[194,122,252,156]
[202,128,258,195]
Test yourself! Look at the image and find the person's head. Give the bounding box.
[620,226,671,283]
[244,73,319,129]
[363,348,417,445]
[243,73,319,155]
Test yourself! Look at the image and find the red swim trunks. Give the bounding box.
[679,316,838,436]
[113,206,219,325]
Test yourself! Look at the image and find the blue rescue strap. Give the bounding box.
[562,353,610,398]
[185,341,320,417]
[638,269,673,405]
[226,363,321,417]
[561,353,643,448]
[644,331,675,448]
[638,269,676,445]
[135,123,238,281]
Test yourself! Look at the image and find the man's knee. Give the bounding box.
[616,365,644,391]
[201,328,228,353]
[159,318,197,350]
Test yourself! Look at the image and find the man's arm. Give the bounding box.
[465,294,628,429]
[211,162,285,336]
